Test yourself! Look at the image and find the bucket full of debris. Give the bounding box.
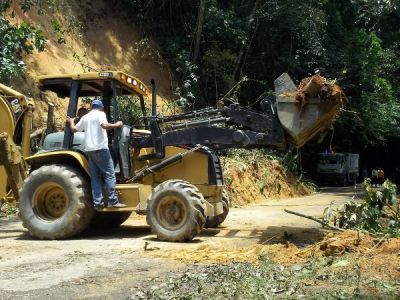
[274,73,344,148]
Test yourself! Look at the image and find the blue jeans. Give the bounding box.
[86,148,118,205]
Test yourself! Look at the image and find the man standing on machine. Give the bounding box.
[68,99,126,209]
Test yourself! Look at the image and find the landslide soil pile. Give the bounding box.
[221,150,312,206]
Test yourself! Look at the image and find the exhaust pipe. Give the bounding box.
[151,79,157,116]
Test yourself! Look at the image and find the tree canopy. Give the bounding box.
[122,0,400,149]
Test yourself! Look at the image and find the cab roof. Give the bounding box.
[37,71,149,98]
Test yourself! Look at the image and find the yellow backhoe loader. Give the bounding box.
[0,84,34,204]
[0,71,343,242]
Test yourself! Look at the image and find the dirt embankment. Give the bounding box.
[221,150,312,206]
[8,0,173,129]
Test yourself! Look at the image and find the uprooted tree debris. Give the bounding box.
[295,74,345,107]
[286,179,400,237]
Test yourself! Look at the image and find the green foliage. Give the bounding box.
[116,95,147,127]
[0,1,47,81]
[325,178,400,236]
[51,20,66,44]
[122,0,400,147]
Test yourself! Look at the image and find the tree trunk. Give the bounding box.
[192,0,207,64]
[232,0,261,81]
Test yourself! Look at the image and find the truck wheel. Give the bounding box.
[19,165,94,239]
[205,189,230,228]
[91,212,132,229]
[146,180,206,242]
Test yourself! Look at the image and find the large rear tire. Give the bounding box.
[205,189,230,228]
[146,180,206,242]
[19,165,94,239]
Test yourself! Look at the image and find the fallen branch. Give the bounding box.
[284,209,345,232]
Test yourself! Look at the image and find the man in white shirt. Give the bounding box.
[68,99,126,209]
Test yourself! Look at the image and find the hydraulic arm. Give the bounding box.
[130,73,344,160]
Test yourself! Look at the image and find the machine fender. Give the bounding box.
[25,150,90,175]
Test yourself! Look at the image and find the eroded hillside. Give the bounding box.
[9,0,172,129]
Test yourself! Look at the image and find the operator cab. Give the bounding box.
[37,71,150,180]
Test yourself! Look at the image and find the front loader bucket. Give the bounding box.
[274,73,344,148]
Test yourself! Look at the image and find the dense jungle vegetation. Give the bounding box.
[120,0,400,150]
[1,0,400,155]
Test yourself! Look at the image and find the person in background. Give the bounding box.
[67,99,126,209]
[377,167,385,187]
[74,107,88,124]
[371,168,378,187]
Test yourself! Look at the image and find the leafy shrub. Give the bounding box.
[324,178,400,236]
[0,1,47,81]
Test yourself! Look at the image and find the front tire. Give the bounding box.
[205,189,230,228]
[19,165,94,239]
[146,180,206,242]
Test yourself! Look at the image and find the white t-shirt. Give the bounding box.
[75,109,109,151]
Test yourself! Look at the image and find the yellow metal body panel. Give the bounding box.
[0,96,16,139]
[25,151,90,175]
[115,183,152,210]
[37,71,149,97]
[0,84,35,159]
[0,96,16,201]
[0,94,17,199]
[0,83,35,110]
[0,167,8,201]
[0,83,24,98]
[133,146,210,185]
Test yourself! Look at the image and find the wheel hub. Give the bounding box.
[157,195,187,230]
[33,182,68,220]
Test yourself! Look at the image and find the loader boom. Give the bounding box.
[130,73,343,158]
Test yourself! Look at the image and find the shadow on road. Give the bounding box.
[318,184,364,196]
[200,226,326,246]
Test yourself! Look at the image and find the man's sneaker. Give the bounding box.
[94,203,105,209]
[108,202,127,208]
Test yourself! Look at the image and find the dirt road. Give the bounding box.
[0,186,360,299]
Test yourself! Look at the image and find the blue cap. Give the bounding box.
[91,99,104,109]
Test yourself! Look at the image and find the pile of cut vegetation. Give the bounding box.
[220,149,312,206]
[145,230,400,277]
[295,74,344,107]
